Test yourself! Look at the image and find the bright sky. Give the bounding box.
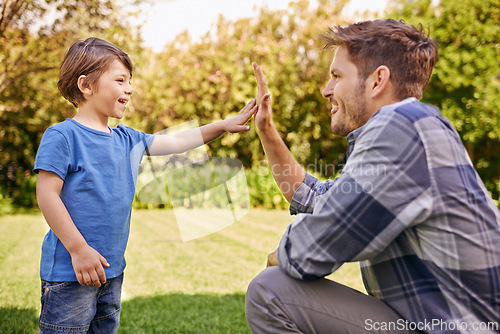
[133,0,388,52]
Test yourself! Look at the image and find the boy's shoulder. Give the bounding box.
[113,123,136,135]
[45,118,74,134]
[112,124,152,141]
[44,120,151,143]
[48,120,136,135]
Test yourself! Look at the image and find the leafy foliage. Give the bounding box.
[0,0,145,207]
[1,0,498,210]
[126,0,349,174]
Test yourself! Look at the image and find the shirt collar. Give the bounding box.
[378,97,417,113]
[346,126,364,160]
[345,97,418,159]
[347,125,364,146]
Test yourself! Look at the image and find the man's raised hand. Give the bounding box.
[253,63,273,132]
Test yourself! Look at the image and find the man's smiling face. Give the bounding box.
[322,46,371,137]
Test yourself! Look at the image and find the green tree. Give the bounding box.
[386,0,500,201]
[127,0,350,177]
[0,0,145,208]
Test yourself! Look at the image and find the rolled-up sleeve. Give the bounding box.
[289,174,337,215]
[278,109,433,280]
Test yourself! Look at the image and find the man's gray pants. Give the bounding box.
[246,266,420,334]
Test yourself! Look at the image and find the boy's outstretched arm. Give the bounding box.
[36,170,109,287]
[147,99,258,156]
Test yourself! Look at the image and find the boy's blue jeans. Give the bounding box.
[39,273,123,334]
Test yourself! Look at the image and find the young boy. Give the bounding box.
[33,37,257,333]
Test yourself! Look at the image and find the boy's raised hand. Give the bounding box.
[223,98,258,133]
[252,63,273,132]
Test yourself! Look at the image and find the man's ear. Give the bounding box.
[77,75,93,97]
[369,65,391,98]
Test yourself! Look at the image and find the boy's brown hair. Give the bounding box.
[58,37,133,107]
[322,19,438,100]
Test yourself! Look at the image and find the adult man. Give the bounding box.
[246,19,500,333]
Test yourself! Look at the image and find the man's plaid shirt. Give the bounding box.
[277,98,500,333]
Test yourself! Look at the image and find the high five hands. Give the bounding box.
[252,63,273,132]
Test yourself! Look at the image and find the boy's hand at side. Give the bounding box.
[70,244,110,287]
[36,170,110,288]
[222,98,258,133]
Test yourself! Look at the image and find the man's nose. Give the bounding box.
[323,79,334,98]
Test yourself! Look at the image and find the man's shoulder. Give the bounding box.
[365,99,443,135]
[389,99,441,124]
[356,99,442,146]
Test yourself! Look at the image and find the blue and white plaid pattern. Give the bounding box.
[278,98,500,333]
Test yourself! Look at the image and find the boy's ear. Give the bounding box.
[77,75,93,96]
[368,65,391,98]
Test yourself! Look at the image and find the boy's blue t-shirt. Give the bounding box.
[34,119,154,282]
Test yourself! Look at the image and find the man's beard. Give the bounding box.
[331,81,368,137]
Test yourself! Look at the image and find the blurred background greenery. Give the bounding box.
[1,0,499,214]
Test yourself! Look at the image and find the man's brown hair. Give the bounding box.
[322,19,438,100]
[58,37,133,107]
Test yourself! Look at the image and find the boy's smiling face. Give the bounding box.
[83,59,133,121]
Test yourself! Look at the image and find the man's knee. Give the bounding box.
[246,267,282,302]
[246,267,283,324]
[246,267,310,333]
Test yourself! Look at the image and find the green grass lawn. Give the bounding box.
[0,209,365,333]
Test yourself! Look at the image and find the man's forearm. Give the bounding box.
[258,126,306,202]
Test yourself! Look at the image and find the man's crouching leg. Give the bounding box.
[246,266,420,334]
